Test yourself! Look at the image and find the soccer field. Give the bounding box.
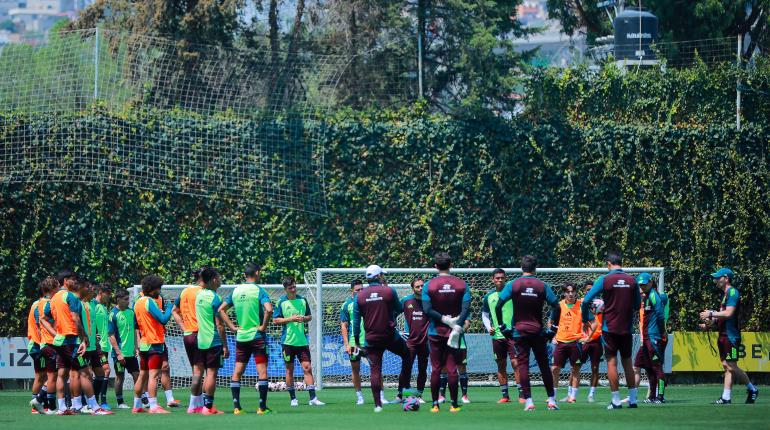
[3,385,766,430]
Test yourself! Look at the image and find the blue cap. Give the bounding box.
[636,272,653,285]
[710,267,734,280]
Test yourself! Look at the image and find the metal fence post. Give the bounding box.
[315,269,324,389]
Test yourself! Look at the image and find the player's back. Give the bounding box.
[600,271,638,335]
[424,274,468,337]
[509,276,548,336]
[356,284,398,344]
[178,285,201,333]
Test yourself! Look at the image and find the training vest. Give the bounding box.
[179,285,202,334]
[50,289,79,336]
[37,298,54,345]
[555,299,584,343]
[27,300,42,344]
[135,296,165,348]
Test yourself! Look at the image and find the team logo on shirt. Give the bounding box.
[522,287,537,297]
[614,279,630,288]
[366,292,383,302]
[439,284,455,293]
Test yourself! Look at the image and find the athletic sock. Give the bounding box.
[148,397,158,409]
[589,386,596,396]
[501,384,509,398]
[629,388,638,404]
[572,387,579,398]
[658,380,666,397]
[133,397,142,409]
[548,396,556,404]
[288,387,296,400]
[439,373,448,397]
[722,389,731,400]
[72,396,82,410]
[203,394,214,409]
[189,394,197,409]
[46,393,56,410]
[258,379,268,410]
[116,394,125,405]
[36,385,47,404]
[87,395,99,410]
[611,391,620,405]
[100,378,109,404]
[525,398,534,408]
[747,382,757,391]
[308,385,317,400]
[459,373,469,396]
[141,392,149,406]
[58,398,67,412]
[164,389,175,403]
[195,395,203,408]
[230,382,241,410]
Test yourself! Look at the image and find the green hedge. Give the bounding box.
[1,105,769,335]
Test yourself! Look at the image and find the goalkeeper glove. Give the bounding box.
[498,324,513,339]
[441,315,460,328]
[447,325,463,348]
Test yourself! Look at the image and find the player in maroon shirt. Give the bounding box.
[352,265,412,413]
[422,252,471,413]
[401,277,429,403]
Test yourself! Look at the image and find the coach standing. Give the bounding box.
[581,251,641,409]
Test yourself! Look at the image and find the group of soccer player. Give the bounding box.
[25,251,759,416]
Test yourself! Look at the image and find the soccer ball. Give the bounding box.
[402,396,420,411]
[590,298,604,314]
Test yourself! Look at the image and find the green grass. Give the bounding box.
[1,385,767,430]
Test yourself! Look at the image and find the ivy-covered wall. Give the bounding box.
[1,105,768,335]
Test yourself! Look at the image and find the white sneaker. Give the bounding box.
[462,395,471,404]
[290,399,299,407]
[374,406,383,413]
[79,406,92,414]
[380,396,390,405]
[356,397,365,406]
[308,398,325,406]
[587,395,595,403]
[117,403,131,409]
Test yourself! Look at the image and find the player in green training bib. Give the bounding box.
[482,268,520,404]
[274,276,324,407]
[218,262,274,415]
[108,288,140,409]
[340,279,368,405]
[195,267,229,415]
[92,283,113,410]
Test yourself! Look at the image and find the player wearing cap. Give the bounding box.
[482,269,520,404]
[340,279,367,405]
[353,264,412,413]
[581,252,642,410]
[108,288,139,409]
[28,276,59,414]
[699,268,759,404]
[495,255,559,411]
[401,277,430,403]
[549,282,592,403]
[173,268,205,413]
[195,267,229,415]
[631,273,667,403]
[422,253,471,413]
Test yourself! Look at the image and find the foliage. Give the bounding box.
[2,105,769,335]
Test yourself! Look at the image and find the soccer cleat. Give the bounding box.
[438,395,446,404]
[449,405,461,413]
[746,388,759,404]
[547,402,559,410]
[79,406,92,414]
[100,403,112,411]
[431,405,440,413]
[628,403,638,409]
[356,397,365,406]
[290,399,299,407]
[201,406,224,415]
[188,406,202,414]
[30,398,46,413]
[607,402,622,410]
[519,398,526,404]
[44,409,57,415]
[374,406,383,413]
[131,407,146,414]
[497,397,511,404]
[233,408,243,415]
[657,396,666,404]
[560,396,570,402]
[587,395,595,403]
[461,395,471,404]
[620,396,630,403]
[117,403,130,409]
[309,398,326,406]
[56,409,76,415]
[92,408,115,415]
[148,406,171,414]
[167,399,182,408]
[566,397,576,404]
[524,404,536,411]
[257,408,273,415]
[31,408,39,414]
[642,398,653,404]
[417,397,426,404]
[714,397,731,404]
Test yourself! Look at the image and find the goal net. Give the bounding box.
[127,267,667,390]
[304,267,669,389]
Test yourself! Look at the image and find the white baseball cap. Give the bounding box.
[365,264,387,279]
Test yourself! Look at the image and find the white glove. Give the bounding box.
[447,325,463,348]
[441,315,460,328]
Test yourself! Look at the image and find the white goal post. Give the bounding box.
[128,267,669,390]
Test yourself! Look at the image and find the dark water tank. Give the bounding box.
[614,9,658,61]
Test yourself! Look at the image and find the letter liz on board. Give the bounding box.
[672,332,770,372]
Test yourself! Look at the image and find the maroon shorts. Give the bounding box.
[114,355,140,374]
[54,342,88,371]
[601,332,633,359]
[634,338,664,369]
[199,346,224,369]
[580,338,603,365]
[428,335,463,372]
[41,345,57,372]
[282,345,311,364]
[236,338,268,364]
[139,350,164,371]
[553,342,581,368]
[492,338,516,361]
[408,342,429,360]
[718,336,740,361]
[183,333,201,366]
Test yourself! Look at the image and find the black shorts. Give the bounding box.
[580,338,603,365]
[602,332,633,359]
[236,338,268,364]
[113,355,140,374]
[492,338,516,361]
[41,345,57,372]
[30,351,45,372]
[161,343,169,361]
[199,346,224,369]
[553,342,581,368]
[282,345,311,364]
[718,336,741,361]
[183,333,201,366]
[86,350,104,368]
[54,341,88,371]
